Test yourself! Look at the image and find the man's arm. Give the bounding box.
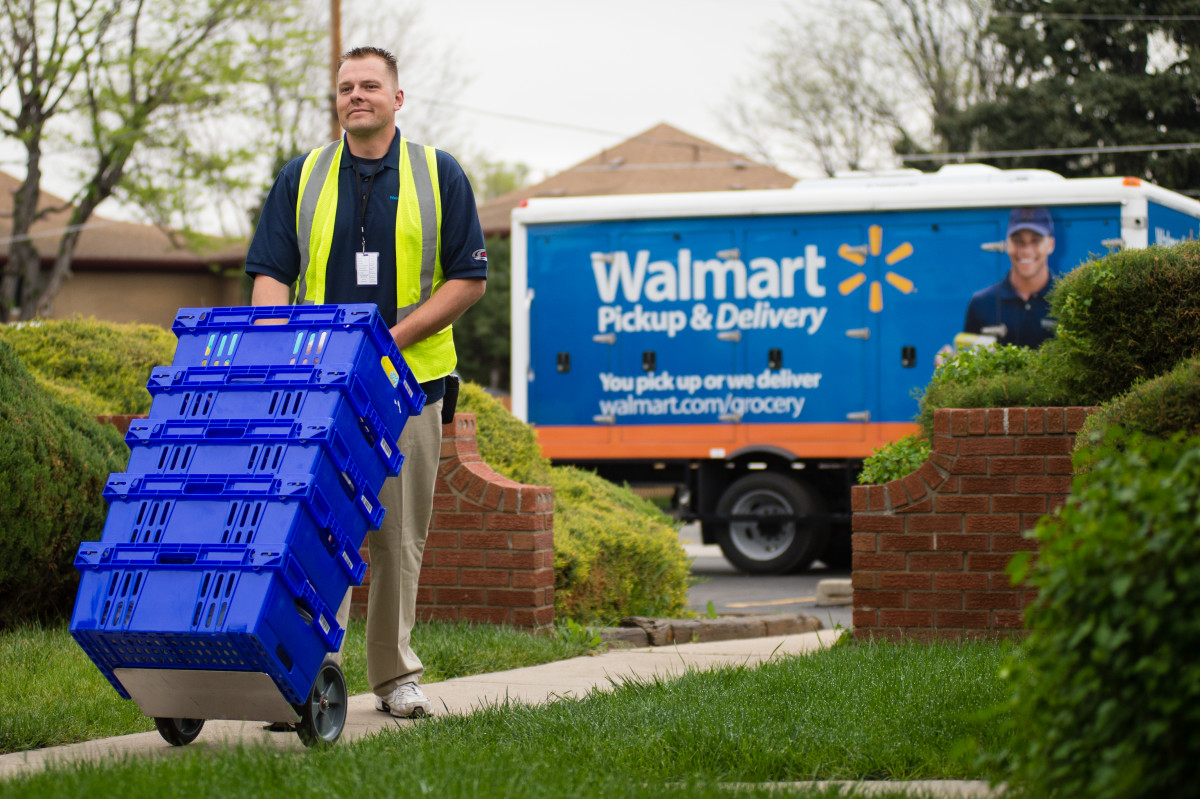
[251,274,292,306]
[391,278,486,350]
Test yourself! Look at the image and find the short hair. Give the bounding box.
[339,46,399,85]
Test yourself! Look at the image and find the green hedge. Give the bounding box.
[457,382,690,623]
[0,339,129,629]
[0,317,175,415]
[998,432,1200,797]
[1049,241,1200,406]
[1075,354,1200,466]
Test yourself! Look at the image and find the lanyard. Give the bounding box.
[351,155,384,253]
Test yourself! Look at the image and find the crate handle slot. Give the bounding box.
[204,425,248,438]
[156,552,197,566]
[183,481,224,495]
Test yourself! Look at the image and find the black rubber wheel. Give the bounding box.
[154,717,205,746]
[715,473,830,575]
[295,657,348,748]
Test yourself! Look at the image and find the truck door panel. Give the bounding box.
[527,231,613,426]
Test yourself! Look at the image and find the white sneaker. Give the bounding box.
[375,682,431,718]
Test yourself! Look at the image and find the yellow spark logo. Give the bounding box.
[836,224,916,312]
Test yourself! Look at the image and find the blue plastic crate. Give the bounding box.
[71,542,339,705]
[125,416,398,514]
[145,363,417,457]
[170,304,425,418]
[99,473,370,602]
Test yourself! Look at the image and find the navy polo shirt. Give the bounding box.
[246,129,487,400]
[963,272,1056,348]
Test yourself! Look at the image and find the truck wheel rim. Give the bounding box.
[729,489,795,561]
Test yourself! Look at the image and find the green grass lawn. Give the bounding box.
[1,618,600,755]
[0,636,1015,798]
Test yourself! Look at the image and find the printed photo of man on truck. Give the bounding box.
[962,206,1057,348]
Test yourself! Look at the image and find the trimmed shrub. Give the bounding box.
[0,339,129,629]
[457,382,690,622]
[1075,354,1200,461]
[915,342,1072,439]
[999,432,1200,798]
[1048,241,1200,405]
[0,317,175,415]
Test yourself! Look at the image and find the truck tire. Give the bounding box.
[715,474,830,575]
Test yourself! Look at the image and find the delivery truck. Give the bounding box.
[509,164,1200,574]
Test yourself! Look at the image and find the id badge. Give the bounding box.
[356,251,379,286]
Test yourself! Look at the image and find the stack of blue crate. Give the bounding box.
[70,304,426,708]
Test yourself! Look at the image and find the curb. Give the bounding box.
[598,613,823,647]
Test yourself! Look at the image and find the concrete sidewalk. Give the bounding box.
[0,629,1000,796]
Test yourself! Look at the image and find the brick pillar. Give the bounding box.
[351,413,556,627]
[850,407,1093,642]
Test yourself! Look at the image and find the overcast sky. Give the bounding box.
[1,0,812,234]
[398,0,804,180]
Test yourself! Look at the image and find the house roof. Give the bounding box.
[0,170,246,272]
[476,123,796,236]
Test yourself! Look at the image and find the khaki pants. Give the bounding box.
[336,397,442,695]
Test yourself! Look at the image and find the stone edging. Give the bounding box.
[599,614,822,647]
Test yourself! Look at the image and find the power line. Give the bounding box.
[901,142,1200,163]
[994,12,1200,22]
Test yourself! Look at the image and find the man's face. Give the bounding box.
[1006,229,1055,283]
[336,56,403,137]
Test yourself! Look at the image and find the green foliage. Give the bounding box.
[1048,242,1200,405]
[457,383,690,623]
[1075,354,1200,470]
[457,380,550,485]
[0,339,129,629]
[997,432,1200,798]
[0,317,175,414]
[858,433,930,485]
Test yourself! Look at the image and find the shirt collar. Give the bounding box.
[338,127,401,170]
[1001,271,1050,301]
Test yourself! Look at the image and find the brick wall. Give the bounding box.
[851,406,1092,642]
[351,413,556,628]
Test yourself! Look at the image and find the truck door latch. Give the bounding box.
[845,328,871,340]
[980,240,1006,252]
[718,413,742,423]
[846,411,871,422]
[592,415,616,425]
[717,331,741,343]
[642,351,656,372]
[557,352,571,373]
[592,333,616,345]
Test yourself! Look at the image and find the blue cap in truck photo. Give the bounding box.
[1007,206,1054,237]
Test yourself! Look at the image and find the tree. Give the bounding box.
[729,0,1001,176]
[0,0,290,322]
[949,0,1200,189]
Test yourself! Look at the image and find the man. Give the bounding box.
[245,46,487,718]
[963,206,1057,348]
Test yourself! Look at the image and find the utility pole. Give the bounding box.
[330,0,342,142]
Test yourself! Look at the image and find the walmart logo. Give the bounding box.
[836,224,916,312]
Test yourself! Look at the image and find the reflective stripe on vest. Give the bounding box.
[295,137,456,383]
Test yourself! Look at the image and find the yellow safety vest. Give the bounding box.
[294,137,456,383]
